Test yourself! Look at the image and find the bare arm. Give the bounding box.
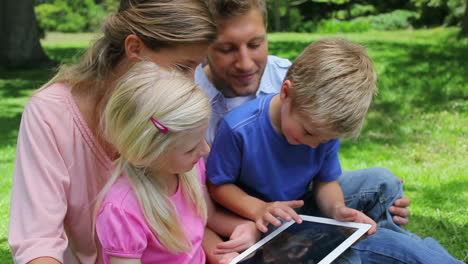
[315,180,377,235]
[208,181,304,232]
[204,183,259,245]
[313,180,346,218]
[27,257,61,264]
[207,181,264,223]
[108,256,141,264]
[203,227,239,264]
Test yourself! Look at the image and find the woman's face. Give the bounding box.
[140,42,209,80]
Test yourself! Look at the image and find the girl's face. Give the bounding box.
[157,122,210,175]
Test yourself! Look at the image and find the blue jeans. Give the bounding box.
[341,168,463,264]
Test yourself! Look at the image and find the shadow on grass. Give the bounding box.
[0,114,22,149]
[0,47,86,149]
[0,238,13,264]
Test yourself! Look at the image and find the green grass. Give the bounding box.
[1,28,467,262]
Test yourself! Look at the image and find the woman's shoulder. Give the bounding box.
[24,83,74,118]
[30,83,72,103]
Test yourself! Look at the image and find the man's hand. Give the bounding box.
[255,200,304,233]
[389,196,411,225]
[332,205,377,235]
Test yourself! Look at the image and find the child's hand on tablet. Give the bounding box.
[332,206,377,235]
[255,200,304,232]
[214,221,260,254]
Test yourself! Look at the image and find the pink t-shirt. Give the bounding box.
[9,84,113,264]
[96,161,207,264]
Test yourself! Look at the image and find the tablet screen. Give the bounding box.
[230,215,370,264]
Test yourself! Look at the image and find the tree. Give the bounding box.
[0,0,52,68]
[460,2,468,37]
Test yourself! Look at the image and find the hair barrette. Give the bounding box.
[150,117,169,134]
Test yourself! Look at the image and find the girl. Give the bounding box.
[9,1,219,263]
[95,61,258,264]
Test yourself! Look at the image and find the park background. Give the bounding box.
[0,0,467,263]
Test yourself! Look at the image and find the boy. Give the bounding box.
[206,38,378,233]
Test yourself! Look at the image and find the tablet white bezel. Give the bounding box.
[229,214,371,264]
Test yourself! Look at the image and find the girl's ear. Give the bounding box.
[124,34,145,62]
[280,80,294,102]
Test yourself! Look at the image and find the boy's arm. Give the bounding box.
[204,183,260,255]
[314,180,377,234]
[208,181,304,232]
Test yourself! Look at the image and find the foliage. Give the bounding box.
[366,10,420,31]
[35,3,87,32]
[315,18,371,33]
[266,0,466,32]
[34,0,115,33]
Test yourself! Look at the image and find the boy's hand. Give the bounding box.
[255,200,304,233]
[214,221,260,255]
[332,205,377,235]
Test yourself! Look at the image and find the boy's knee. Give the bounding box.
[371,167,402,202]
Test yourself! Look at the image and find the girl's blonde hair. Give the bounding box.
[96,61,211,252]
[285,38,378,139]
[38,0,216,93]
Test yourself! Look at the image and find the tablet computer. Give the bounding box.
[229,215,371,264]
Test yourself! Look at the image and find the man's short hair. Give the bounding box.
[207,0,267,26]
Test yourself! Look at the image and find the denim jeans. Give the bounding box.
[299,167,462,264]
[340,168,462,264]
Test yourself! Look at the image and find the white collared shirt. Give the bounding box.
[195,55,291,145]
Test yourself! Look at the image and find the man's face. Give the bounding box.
[206,8,268,98]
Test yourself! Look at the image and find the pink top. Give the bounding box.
[9,84,112,264]
[96,161,207,264]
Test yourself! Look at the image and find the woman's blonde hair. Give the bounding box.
[95,61,211,252]
[285,38,378,139]
[38,0,216,92]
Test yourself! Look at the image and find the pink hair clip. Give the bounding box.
[150,117,169,134]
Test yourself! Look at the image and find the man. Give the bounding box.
[196,0,410,225]
[195,1,465,263]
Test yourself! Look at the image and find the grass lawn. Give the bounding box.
[1,28,467,262]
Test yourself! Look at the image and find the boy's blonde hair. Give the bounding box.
[96,61,211,252]
[285,38,378,139]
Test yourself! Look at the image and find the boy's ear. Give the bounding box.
[124,34,145,62]
[280,80,294,102]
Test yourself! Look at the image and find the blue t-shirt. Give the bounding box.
[206,94,342,202]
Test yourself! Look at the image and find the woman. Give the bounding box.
[8,1,222,263]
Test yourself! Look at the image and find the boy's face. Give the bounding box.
[279,83,337,148]
[205,8,268,97]
[281,107,336,148]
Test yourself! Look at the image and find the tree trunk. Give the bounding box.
[460,2,468,37]
[0,0,52,68]
[272,0,282,32]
